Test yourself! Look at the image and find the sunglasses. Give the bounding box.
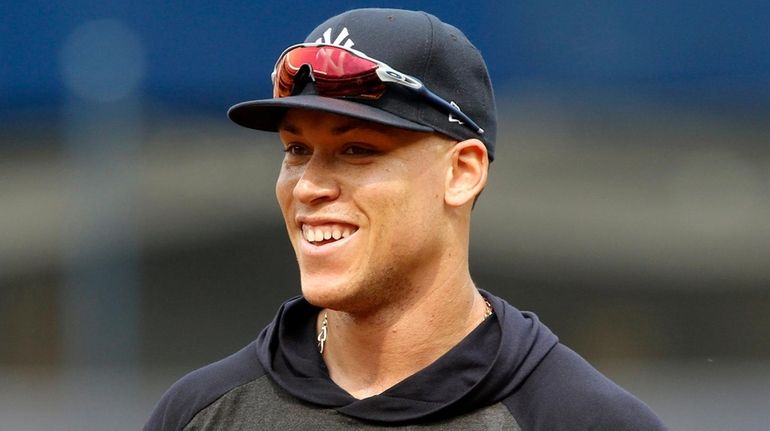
[271,43,484,135]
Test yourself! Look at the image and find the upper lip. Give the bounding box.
[295,215,359,229]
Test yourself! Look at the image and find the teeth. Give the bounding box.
[302,223,357,243]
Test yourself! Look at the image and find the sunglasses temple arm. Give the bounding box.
[416,87,485,135]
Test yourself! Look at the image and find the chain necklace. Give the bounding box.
[317,299,493,354]
[317,313,329,354]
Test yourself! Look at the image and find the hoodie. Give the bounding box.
[144,291,668,430]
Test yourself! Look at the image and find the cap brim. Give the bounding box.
[227,95,434,134]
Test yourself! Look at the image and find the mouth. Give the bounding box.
[301,222,359,246]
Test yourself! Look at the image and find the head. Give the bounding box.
[228,9,497,312]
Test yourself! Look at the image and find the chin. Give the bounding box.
[299,274,354,309]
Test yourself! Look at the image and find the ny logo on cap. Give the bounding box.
[316,27,355,49]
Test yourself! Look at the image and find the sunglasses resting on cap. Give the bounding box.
[272,43,485,135]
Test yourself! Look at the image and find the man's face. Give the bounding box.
[276,109,454,313]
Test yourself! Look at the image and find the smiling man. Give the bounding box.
[145,8,668,430]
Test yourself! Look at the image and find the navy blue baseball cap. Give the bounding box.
[228,8,497,159]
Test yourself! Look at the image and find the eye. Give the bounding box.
[283,143,310,156]
[342,144,378,156]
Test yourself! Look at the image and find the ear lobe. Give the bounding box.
[444,139,489,207]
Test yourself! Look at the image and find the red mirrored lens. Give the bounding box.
[273,46,386,99]
[285,46,376,77]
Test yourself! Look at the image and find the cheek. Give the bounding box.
[275,167,297,212]
[357,171,441,232]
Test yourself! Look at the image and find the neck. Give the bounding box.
[317,268,490,399]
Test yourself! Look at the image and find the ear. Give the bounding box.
[444,139,489,207]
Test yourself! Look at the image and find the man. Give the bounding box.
[145,8,668,430]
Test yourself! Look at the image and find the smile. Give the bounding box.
[301,223,359,245]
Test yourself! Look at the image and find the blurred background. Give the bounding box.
[1,1,768,430]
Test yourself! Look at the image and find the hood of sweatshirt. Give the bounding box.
[254,290,558,423]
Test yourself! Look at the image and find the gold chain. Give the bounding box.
[483,298,494,319]
[317,299,494,354]
[317,312,328,354]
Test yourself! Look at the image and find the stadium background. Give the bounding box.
[1,1,768,429]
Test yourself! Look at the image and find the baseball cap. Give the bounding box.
[227,8,498,159]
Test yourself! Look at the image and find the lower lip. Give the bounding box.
[299,230,357,256]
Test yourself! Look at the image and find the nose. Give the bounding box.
[293,154,340,205]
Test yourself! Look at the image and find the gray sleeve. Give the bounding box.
[143,342,265,431]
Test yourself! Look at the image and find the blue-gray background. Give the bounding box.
[1,1,768,430]
[4,1,770,117]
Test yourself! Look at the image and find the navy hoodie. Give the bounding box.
[145,291,668,430]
